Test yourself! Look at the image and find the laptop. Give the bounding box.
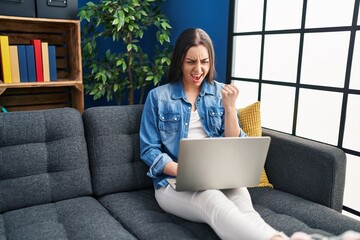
[167,136,271,191]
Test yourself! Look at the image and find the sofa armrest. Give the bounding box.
[262,128,346,212]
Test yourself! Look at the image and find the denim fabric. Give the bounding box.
[140,80,246,188]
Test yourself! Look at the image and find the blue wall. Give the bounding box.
[78,0,230,108]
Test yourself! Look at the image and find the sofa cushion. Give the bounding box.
[237,101,273,188]
[252,204,331,237]
[97,189,220,240]
[98,187,357,239]
[262,128,346,212]
[0,196,136,240]
[249,187,360,236]
[83,105,152,196]
[0,108,92,213]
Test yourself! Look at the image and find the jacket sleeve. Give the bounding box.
[140,90,172,178]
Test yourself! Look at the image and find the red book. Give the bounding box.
[30,39,44,82]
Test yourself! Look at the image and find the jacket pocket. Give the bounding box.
[159,113,181,133]
[208,107,224,131]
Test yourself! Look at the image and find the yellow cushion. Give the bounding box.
[237,101,273,188]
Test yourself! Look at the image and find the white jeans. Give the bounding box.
[155,186,281,240]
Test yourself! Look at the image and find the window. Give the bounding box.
[228,0,360,218]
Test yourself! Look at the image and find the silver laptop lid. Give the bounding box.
[174,136,271,191]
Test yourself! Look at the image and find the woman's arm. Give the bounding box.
[221,84,241,137]
[140,90,174,177]
[163,161,178,176]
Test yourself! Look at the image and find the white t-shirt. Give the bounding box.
[188,110,208,139]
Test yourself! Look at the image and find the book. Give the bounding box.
[48,45,57,81]
[41,42,50,82]
[9,46,20,83]
[30,39,43,82]
[17,45,29,82]
[0,36,12,83]
[25,45,37,82]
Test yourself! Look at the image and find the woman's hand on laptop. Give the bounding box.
[163,161,178,176]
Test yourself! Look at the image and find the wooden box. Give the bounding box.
[0,15,83,112]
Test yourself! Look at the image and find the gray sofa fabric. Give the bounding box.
[0,108,135,239]
[82,104,152,196]
[0,197,135,240]
[98,189,219,240]
[263,128,346,212]
[1,105,360,239]
[249,188,360,236]
[0,109,92,213]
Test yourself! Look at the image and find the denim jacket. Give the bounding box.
[139,80,246,188]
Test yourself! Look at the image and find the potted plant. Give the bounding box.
[79,0,172,105]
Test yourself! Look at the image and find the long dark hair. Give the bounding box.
[167,28,216,83]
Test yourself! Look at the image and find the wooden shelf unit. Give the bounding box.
[0,15,84,112]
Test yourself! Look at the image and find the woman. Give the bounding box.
[139,28,359,240]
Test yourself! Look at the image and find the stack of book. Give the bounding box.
[0,35,57,84]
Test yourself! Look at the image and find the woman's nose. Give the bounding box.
[194,61,201,72]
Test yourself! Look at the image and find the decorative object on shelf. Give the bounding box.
[79,0,172,105]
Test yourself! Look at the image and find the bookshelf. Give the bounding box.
[0,15,84,112]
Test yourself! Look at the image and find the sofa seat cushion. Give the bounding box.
[249,187,360,236]
[98,189,220,240]
[0,196,135,240]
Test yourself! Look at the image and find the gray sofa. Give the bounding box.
[1,105,360,240]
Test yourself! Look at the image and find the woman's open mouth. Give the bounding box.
[191,74,202,82]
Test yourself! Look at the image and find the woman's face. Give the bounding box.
[181,45,210,89]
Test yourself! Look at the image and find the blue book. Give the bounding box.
[17,45,29,82]
[25,45,36,82]
[48,45,57,81]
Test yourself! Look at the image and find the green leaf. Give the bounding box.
[84,42,93,54]
[89,88,98,95]
[154,76,159,85]
[161,22,168,30]
[140,10,147,16]
[95,72,102,80]
[161,57,167,64]
[132,44,138,52]
[145,76,154,81]
[94,92,102,100]
[113,18,119,25]
[91,66,98,74]
[127,44,132,51]
[116,59,123,66]
[114,10,125,31]
[105,70,112,79]
[158,34,164,45]
[164,34,170,42]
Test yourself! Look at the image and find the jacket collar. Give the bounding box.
[171,79,215,100]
